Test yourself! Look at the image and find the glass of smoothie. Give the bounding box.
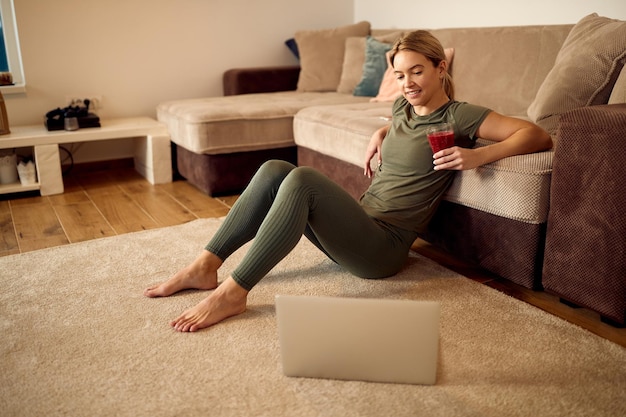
[426,122,455,154]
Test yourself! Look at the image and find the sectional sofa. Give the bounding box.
[156,14,626,324]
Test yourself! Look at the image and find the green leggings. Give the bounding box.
[205,160,418,291]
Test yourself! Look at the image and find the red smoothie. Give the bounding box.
[427,131,455,153]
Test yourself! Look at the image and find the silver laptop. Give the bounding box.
[275,295,440,385]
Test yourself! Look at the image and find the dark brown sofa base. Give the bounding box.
[176,145,297,196]
[422,202,545,290]
[542,104,626,325]
[298,146,544,289]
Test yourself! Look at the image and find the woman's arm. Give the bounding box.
[364,124,391,178]
[433,112,552,171]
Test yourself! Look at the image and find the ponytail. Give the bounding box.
[442,72,455,101]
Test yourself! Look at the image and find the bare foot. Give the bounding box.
[170,277,248,332]
[144,250,222,297]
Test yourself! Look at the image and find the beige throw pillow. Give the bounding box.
[336,37,367,94]
[527,13,626,134]
[295,21,371,92]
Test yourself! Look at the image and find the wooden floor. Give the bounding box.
[1,164,624,348]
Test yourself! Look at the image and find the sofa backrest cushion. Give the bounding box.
[374,24,573,117]
[528,13,626,135]
[433,25,572,117]
[295,21,371,92]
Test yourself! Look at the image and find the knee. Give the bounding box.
[251,160,296,188]
[281,166,320,191]
[258,160,295,178]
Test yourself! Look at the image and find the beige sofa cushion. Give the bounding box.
[157,92,369,154]
[293,102,392,167]
[294,103,552,224]
[392,24,573,117]
[295,21,371,92]
[527,13,626,135]
[336,37,368,94]
[444,140,553,224]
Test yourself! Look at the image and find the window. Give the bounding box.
[0,0,24,93]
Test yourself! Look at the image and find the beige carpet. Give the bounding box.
[1,218,625,417]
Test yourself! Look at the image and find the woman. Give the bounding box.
[144,30,552,332]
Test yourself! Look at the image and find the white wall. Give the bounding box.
[6,0,353,125]
[4,0,625,164]
[355,0,626,29]
[4,0,354,163]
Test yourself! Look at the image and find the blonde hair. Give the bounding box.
[390,30,455,100]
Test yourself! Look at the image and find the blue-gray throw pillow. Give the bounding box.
[353,36,392,97]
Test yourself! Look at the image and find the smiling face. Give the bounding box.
[392,50,450,116]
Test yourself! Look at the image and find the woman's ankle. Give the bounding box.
[197,250,223,271]
[220,276,249,301]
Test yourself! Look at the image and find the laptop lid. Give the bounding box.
[275,295,440,385]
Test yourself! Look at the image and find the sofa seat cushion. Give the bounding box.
[157,92,369,155]
[294,102,393,167]
[444,141,553,224]
[294,103,552,224]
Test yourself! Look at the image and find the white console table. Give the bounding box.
[0,117,172,196]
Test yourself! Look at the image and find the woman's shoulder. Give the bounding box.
[447,100,490,112]
[447,101,492,141]
[391,96,411,117]
[392,96,409,110]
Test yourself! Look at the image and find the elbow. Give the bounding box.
[532,125,553,151]
[542,129,553,151]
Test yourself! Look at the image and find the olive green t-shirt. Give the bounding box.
[360,98,491,233]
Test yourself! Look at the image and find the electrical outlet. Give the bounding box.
[65,95,102,111]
